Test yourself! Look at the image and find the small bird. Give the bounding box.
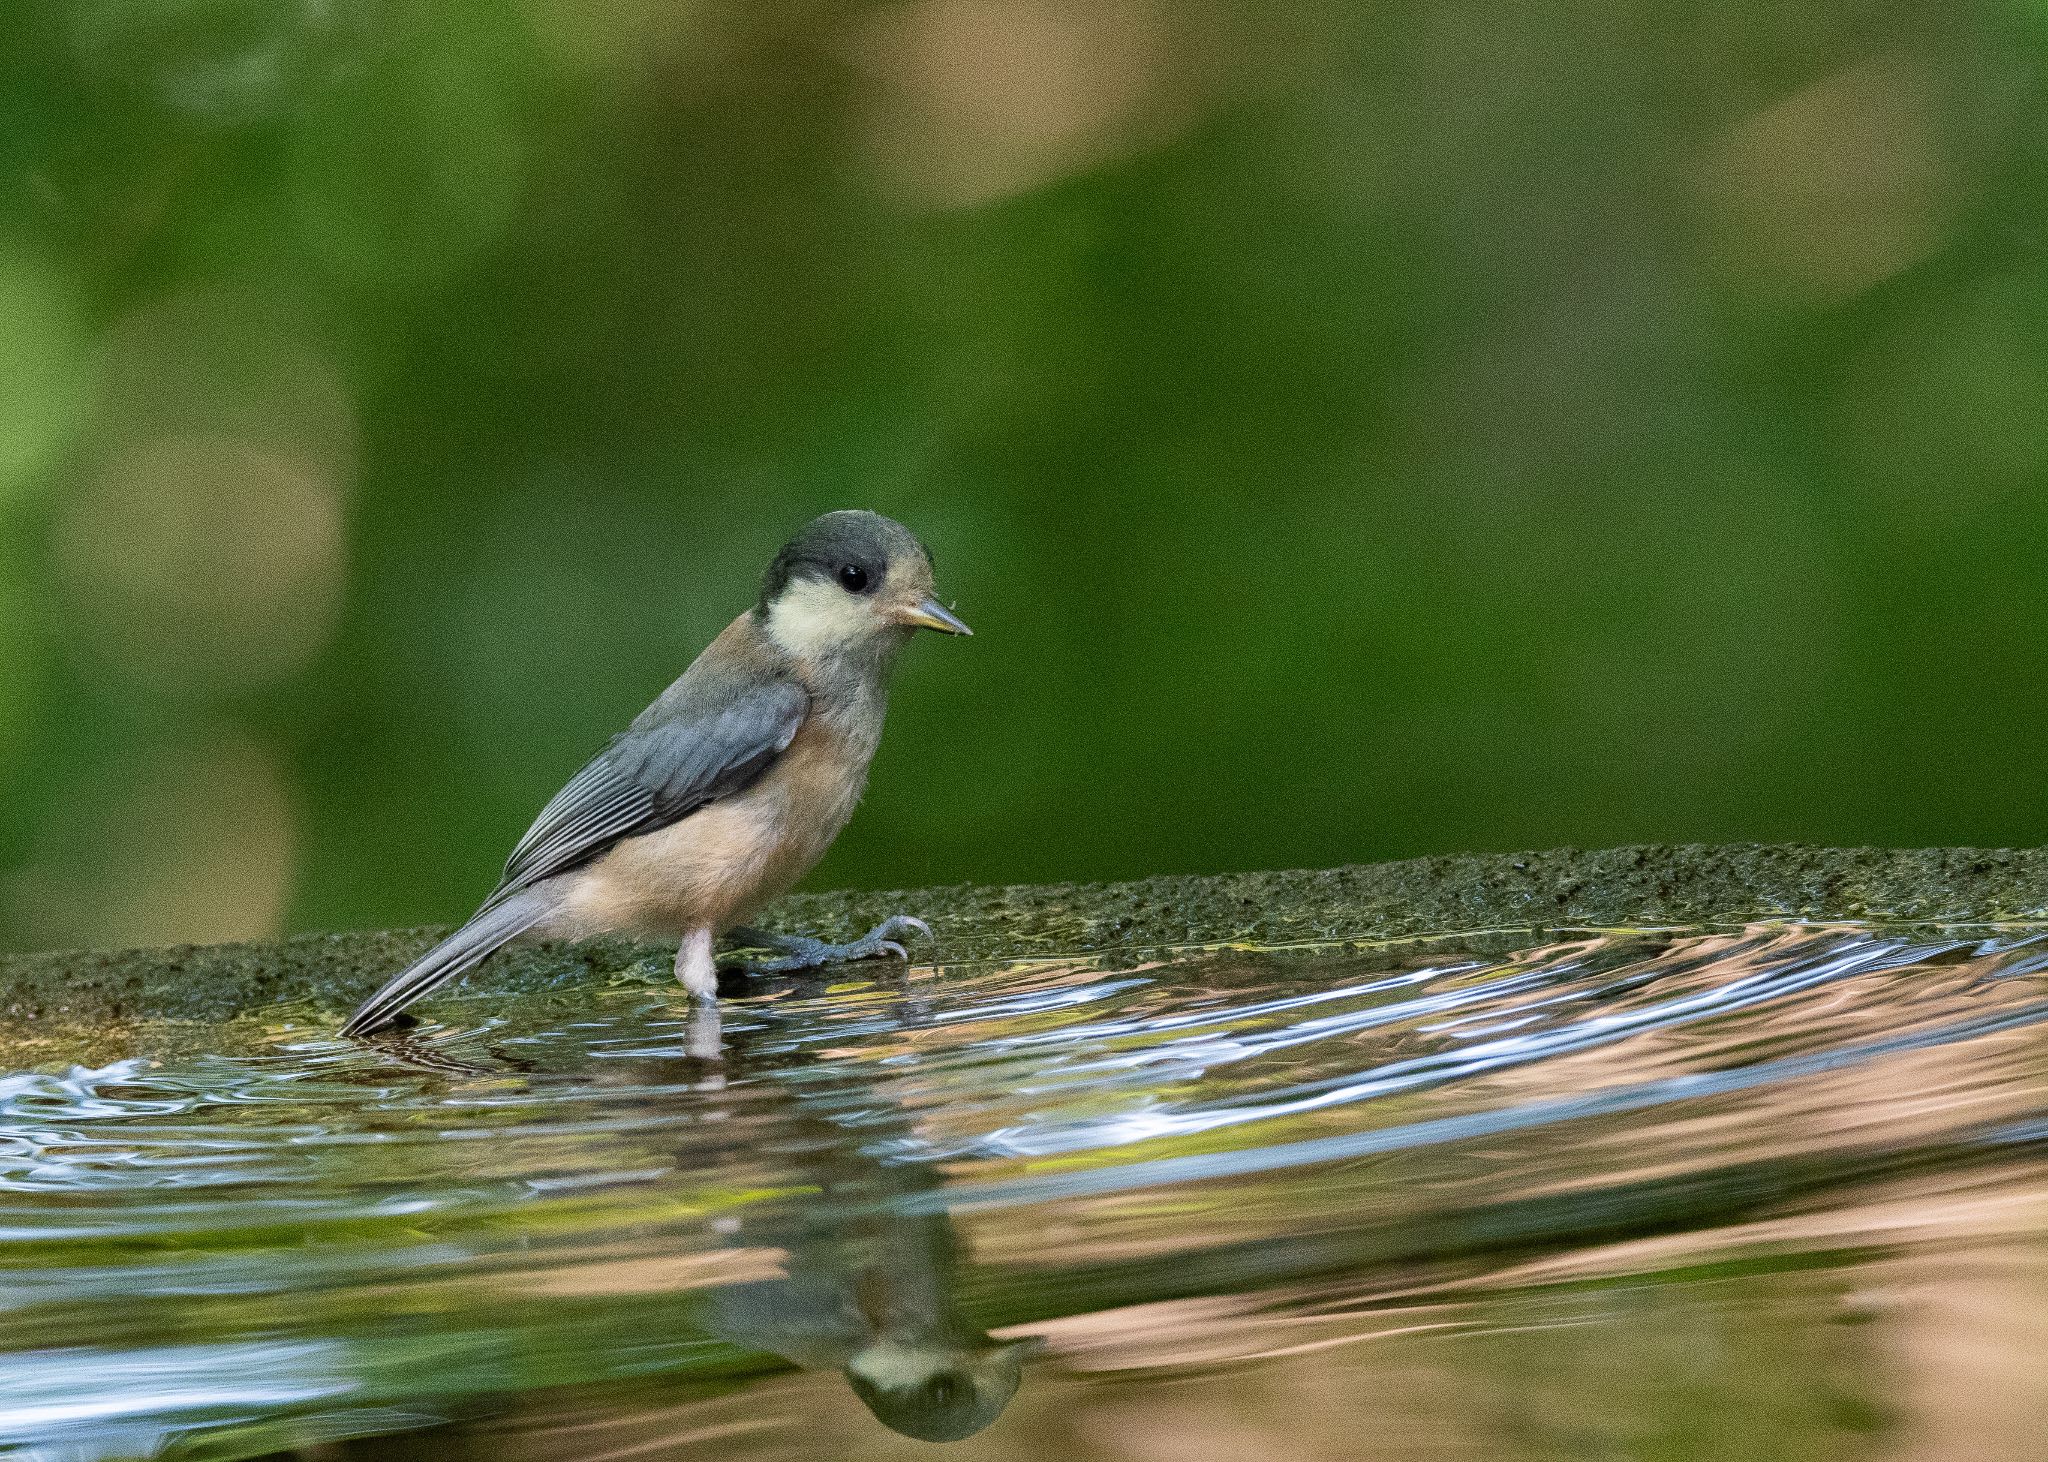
[341,510,970,1037]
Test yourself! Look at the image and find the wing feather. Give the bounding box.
[486,675,806,905]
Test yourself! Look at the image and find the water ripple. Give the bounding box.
[1,921,2047,1456]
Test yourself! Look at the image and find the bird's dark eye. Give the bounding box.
[836,563,871,594]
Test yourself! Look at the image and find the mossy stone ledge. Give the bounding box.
[4,843,2046,1039]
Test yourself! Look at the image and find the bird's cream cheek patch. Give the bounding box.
[764,577,854,660]
[848,1339,955,1390]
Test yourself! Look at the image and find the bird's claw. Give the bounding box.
[725,915,935,976]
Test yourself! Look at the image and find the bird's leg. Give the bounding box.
[723,916,932,975]
[674,926,719,999]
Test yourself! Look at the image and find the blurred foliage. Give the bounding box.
[3,0,2048,950]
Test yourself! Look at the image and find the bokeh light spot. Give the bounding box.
[7,730,300,949]
[846,0,1193,210]
[93,289,359,486]
[1699,55,1956,306]
[56,435,348,694]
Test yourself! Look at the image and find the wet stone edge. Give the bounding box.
[4,842,2046,1034]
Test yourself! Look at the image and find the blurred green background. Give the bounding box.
[3,0,2047,952]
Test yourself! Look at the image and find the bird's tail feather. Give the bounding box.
[341,887,556,1037]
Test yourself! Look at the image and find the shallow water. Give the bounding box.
[6,923,2048,1460]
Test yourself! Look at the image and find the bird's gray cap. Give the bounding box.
[760,510,932,605]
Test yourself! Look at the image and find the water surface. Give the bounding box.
[6,922,2048,1459]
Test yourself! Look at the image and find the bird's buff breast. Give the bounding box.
[554,710,879,938]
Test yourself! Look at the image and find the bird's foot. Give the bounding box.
[725,916,932,975]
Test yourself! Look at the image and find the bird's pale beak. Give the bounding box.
[896,596,973,635]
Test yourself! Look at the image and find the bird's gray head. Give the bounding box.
[843,1335,1039,1443]
[757,510,970,671]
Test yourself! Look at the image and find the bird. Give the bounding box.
[340,510,970,1037]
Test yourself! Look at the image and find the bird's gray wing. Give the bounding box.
[486,676,808,904]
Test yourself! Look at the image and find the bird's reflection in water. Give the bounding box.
[702,1153,1037,1442]
[678,995,1037,1442]
[365,986,1036,1447]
